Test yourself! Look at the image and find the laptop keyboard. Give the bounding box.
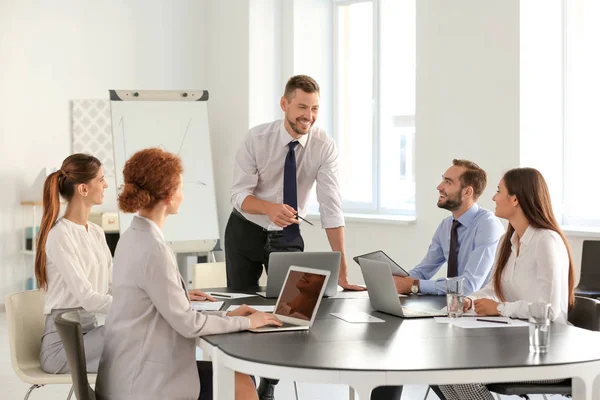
[401,307,446,317]
[253,322,299,331]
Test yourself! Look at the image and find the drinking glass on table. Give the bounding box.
[446,277,465,318]
[529,302,551,353]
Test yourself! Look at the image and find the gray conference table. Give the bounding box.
[198,287,600,400]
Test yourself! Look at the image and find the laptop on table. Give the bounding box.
[358,258,446,318]
[353,250,409,277]
[257,252,341,298]
[249,266,330,333]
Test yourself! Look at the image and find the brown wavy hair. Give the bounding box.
[492,168,575,307]
[452,159,487,200]
[118,148,183,213]
[35,154,102,289]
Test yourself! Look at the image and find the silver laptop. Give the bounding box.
[257,252,340,298]
[358,258,446,318]
[353,250,409,277]
[250,266,330,333]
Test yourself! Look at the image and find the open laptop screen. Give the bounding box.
[274,270,327,321]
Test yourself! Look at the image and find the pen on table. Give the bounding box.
[210,293,232,299]
[296,214,314,226]
[476,318,509,324]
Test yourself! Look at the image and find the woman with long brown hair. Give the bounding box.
[96,148,281,400]
[37,154,112,374]
[439,167,574,400]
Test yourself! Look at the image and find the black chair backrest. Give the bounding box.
[568,295,600,331]
[54,310,96,400]
[578,240,600,290]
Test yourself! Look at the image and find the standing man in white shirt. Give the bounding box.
[226,75,364,400]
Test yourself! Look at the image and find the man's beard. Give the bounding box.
[437,191,463,211]
[287,116,311,135]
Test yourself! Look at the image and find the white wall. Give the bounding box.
[0,0,595,301]
[204,0,251,247]
[0,0,208,299]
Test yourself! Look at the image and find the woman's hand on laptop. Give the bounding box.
[248,312,283,329]
[227,305,257,317]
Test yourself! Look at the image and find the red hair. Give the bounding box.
[118,148,183,213]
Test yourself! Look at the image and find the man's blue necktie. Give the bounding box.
[283,141,300,241]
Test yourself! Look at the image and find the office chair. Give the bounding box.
[575,240,600,298]
[54,310,96,400]
[486,295,600,399]
[5,290,85,399]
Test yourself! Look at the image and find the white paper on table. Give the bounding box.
[330,312,385,323]
[440,317,529,328]
[227,305,275,312]
[191,301,224,311]
[436,308,477,321]
[205,292,257,299]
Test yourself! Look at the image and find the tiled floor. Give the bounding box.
[1,311,567,400]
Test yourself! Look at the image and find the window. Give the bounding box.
[563,0,600,227]
[332,0,416,216]
[521,0,600,230]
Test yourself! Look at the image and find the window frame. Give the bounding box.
[332,0,416,217]
[561,0,600,229]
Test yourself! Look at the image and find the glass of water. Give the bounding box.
[529,302,551,353]
[446,277,465,318]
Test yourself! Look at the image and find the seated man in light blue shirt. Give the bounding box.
[394,159,504,295]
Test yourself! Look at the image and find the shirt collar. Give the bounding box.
[279,120,309,148]
[510,225,536,247]
[135,215,164,240]
[455,203,480,228]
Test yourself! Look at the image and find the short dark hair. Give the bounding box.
[452,159,487,200]
[284,75,320,99]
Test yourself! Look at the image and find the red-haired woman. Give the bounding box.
[96,148,281,400]
[37,154,112,373]
[439,168,575,400]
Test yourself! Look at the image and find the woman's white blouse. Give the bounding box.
[469,226,570,323]
[43,218,113,315]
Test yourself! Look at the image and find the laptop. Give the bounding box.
[257,252,340,298]
[353,250,409,277]
[249,266,330,333]
[358,258,446,318]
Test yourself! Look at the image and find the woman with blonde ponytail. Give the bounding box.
[37,153,112,374]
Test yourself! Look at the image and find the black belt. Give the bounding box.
[232,208,282,234]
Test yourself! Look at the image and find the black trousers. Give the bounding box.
[225,210,303,289]
[224,210,402,400]
[197,360,256,400]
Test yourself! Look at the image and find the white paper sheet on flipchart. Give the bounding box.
[205,292,257,299]
[226,305,276,313]
[191,301,224,311]
[331,312,386,323]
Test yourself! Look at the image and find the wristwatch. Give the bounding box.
[410,280,419,295]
